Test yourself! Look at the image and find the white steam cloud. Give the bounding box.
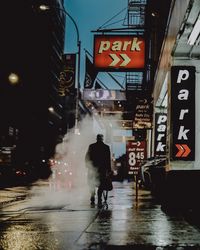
[26,113,123,209]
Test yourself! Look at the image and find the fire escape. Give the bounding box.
[126,0,148,93]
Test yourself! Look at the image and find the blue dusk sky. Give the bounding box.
[63,0,128,89]
[63,1,132,158]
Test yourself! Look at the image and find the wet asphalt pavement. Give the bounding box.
[0,181,200,250]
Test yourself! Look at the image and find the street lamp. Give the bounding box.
[39,4,81,135]
[8,72,20,85]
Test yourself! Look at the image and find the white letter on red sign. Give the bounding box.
[99,41,110,53]
[131,38,142,51]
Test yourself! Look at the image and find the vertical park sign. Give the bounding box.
[171,66,195,160]
[154,113,167,157]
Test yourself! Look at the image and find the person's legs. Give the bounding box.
[97,187,103,204]
[98,174,107,205]
[90,189,95,204]
[97,178,105,205]
[88,171,96,204]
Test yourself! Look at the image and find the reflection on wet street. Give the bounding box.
[1,181,200,249]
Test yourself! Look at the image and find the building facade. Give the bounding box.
[0,0,66,177]
[152,0,200,209]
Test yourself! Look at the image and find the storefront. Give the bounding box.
[153,0,200,170]
[152,0,200,210]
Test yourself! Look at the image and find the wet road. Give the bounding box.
[1,181,200,250]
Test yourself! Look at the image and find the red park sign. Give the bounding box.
[94,35,145,71]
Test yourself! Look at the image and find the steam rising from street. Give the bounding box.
[27,114,122,209]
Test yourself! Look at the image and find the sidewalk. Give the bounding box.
[0,186,28,207]
[1,181,200,249]
[75,181,200,249]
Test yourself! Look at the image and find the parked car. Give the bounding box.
[140,157,167,199]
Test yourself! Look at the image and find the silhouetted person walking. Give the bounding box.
[85,134,111,206]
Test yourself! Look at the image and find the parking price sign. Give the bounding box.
[126,140,146,176]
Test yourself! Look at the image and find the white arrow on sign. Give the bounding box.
[109,54,131,67]
[120,54,131,66]
[109,54,120,66]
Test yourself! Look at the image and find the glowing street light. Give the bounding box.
[8,72,19,85]
[40,4,81,135]
[48,107,54,113]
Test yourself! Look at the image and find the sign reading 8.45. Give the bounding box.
[126,141,146,175]
[128,151,145,166]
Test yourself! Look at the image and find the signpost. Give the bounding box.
[126,140,146,201]
[59,54,76,96]
[171,66,195,160]
[154,113,167,157]
[133,98,153,129]
[94,35,145,71]
[83,89,126,101]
